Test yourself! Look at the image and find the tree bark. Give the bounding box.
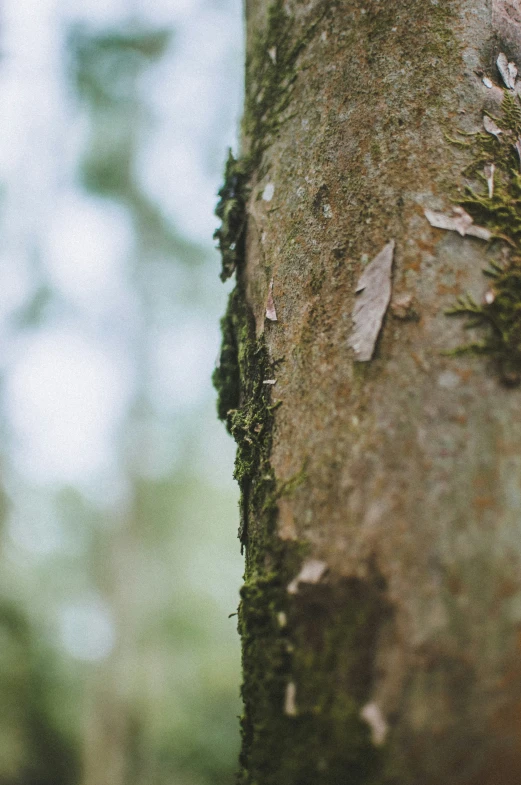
[214,1,521,782]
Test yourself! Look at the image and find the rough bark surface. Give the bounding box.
[215,1,521,782]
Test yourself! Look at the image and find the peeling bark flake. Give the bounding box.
[424,208,492,241]
[348,240,395,362]
[265,278,278,321]
[483,76,493,88]
[497,52,517,89]
[483,115,503,138]
[287,559,328,594]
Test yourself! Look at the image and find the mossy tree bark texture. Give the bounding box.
[214,1,521,783]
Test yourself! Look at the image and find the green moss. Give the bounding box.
[445,89,521,384]
[213,285,278,549]
[239,567,392,785]
[213,289,241,421]
[214,151,251,282]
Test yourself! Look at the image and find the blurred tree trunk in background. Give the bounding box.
[215,1,521,782]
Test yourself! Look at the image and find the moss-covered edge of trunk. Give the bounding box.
[213,282,393,785]
[214,0,327,282]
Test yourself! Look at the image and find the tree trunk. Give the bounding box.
[214,1,521,782]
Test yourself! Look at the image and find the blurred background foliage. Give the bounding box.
[0,1,243,784]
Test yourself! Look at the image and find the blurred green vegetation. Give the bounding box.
[0,10,242,785]
[0,601,80,785]
[70,24,203,262]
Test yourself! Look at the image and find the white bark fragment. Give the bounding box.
[483,76,493,88]
[287,559,328,594]
[268,46,277,64]
[284,682,298,716]
[265,278,278,321]
[262,379,276,385]
[322,203,333,219]
[485,164,495,199]
[483,115,503,139]
[360,702,388,746]
[348,240,395,362]
[497,52,517,89]
[263,182,275,202]
[424,208,492,241]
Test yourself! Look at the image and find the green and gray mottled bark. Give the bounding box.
[215,1,521,782]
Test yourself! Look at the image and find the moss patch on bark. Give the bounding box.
[214,0,327,282]
[238,568,392,785]
[244,0,327,167]
[214,152,250,282]
[213,285,278,549]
